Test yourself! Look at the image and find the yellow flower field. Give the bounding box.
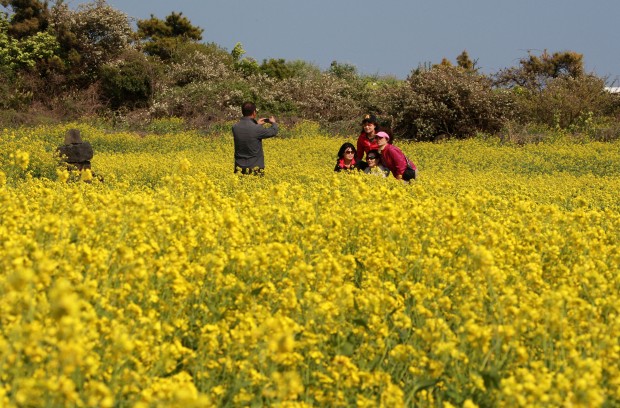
[1,122,619,407]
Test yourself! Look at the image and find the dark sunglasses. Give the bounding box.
[344,150,354,154]
[367,156,377,160]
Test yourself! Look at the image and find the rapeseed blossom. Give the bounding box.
[0,124,619,406]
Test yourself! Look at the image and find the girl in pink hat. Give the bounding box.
[375,131,417,182]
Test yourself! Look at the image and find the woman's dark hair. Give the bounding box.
[337,142,356,159]
[361,116,381,134]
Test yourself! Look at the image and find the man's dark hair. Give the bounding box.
[242,102,256,117]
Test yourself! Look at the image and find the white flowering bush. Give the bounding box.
[50,0,133,76]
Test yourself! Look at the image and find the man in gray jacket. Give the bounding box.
[232,101,278,175]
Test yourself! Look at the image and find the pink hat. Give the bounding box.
[375,131,390,141]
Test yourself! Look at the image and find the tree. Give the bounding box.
[433,51,477,72]
[48,0,132,81]
[99,49,156,109]
[0,10,58,71]
[231,42,259,77]
[328,60,357,80]
[495,50,585,90]
[456,50,477,72]
[284,59,322,80]
[492,50,603,128]
[137,11,203,60]
[438,57,452,67]
[167,41,234,86]
[260,58,294,80]
[0,0,50,39]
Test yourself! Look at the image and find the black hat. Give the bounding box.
[362,114,378,124]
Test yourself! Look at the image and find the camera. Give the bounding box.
[262,118,271,124]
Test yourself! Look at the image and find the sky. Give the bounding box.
[68,0,619,83]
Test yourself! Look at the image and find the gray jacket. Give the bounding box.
[232,117,278,169]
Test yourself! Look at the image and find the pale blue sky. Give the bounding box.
[69,0,619,82]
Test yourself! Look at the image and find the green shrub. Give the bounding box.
[515,75,617,129]
[283,60,322,80]
[146,116,186,134]
[136,12,203,61]
[385,65,517,141]
[99,50,158,109]
[590,120,620,142]
[494,50,585,90]
[0,71,32,110]
[259,58,295,80]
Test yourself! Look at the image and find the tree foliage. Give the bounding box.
[0,11,58,70]
[495,50,585,90]
[167,42,233,86]
[328,60,357,80]
[231,42,259,77]
[0,0,50,39]
[492,50,618,128]
[456,50,476,72]
[99,49,156,109]
[136,11,203,60]
[386,65,517,140]
[515,74,613,129]
[48,0,132,81]
[260,58,294,80]
[0,1,617,137]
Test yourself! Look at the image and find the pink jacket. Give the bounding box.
[380,144,414,178]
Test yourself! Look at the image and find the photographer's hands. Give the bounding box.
[258,116,276,125]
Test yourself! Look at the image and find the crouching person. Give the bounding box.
[376,131,417,183]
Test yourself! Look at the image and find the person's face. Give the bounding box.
[363,122,376,136]
[367,156,378,167]
[376,137,388,148]
[343,148,355,161]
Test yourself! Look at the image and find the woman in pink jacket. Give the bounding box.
[375,131,417,182]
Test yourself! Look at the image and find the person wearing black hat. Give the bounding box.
[355,114,381,170]
[232,101,278,175]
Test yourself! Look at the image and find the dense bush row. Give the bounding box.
[1,1,619,140]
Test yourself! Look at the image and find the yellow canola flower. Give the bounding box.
[56,167,69,183]
[81,168,93,182]
[49,278,81,320]
[1,125,619,407]
[13,150,30,170]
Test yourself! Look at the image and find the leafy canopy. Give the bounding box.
[137,11,203,60]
